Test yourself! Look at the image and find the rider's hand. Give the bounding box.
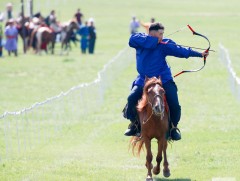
[202,51,209,58]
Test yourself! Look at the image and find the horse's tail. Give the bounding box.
[129,136,144,157]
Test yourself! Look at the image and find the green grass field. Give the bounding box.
[0,0,240,180]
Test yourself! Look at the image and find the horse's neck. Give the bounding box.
[142,105,153,122]
[145,105,152,115]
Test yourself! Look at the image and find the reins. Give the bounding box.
[142,110,153,125]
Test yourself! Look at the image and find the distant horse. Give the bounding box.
[16,16,31,53]
[130,77,170,181]
[35,26,56,54]
[60,20,79,55]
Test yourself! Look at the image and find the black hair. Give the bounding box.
[149,23,164,31]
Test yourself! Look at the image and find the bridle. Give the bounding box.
[143,89,165,124]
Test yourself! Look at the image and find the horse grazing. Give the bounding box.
[130,77,170,181]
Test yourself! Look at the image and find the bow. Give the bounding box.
[172,25,211,78]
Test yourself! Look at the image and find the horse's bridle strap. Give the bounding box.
[148,94,162,106]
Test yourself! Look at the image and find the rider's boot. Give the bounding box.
[169,123,181,141]
[124,120,141,137]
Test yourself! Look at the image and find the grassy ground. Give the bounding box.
[0,0,240,180]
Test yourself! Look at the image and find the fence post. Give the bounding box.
[0,25,2,57]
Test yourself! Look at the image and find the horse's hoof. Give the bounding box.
[153,166,160,175]
[163,170,171,178]
[146,176,153,181]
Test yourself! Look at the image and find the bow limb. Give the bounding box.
[174,25,210,78]
[187,24,211,60]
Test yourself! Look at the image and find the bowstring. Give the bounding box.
[165,25,188,38]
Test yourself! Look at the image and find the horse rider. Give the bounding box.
[123,22,209,141]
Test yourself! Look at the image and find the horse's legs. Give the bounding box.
[144,139,153,181]
[64,42,67,50]
[51,33,56,55]
[60,42,64,55]
[14,50,17,57]
[162,140,170,177]
[51,40,55,54]
[66,42,70,55]
[153,139,163,175]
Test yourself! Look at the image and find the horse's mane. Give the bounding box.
[69,18,78,25]
[137,77,162,112]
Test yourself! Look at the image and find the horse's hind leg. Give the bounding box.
[153,139,163,175]
[162,140,170,177]
[51,40,55,54]
[60,42,65,55]
[144,139,153,181]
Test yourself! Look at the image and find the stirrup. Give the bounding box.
[124,120,141,137]
[135,132,141,137]
[168,123,181,141]
[169,127,181,135]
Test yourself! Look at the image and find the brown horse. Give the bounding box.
[16,16,31,53]
[35,26,55,54]
[130,77,170,181]
[60,20,79,55]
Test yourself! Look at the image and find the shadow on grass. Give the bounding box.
[154,178,192,181]
[63,58,75,62]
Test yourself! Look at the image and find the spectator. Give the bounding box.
[4,19,18,56]
[77,21,89,54]
[0,25,3,57]
[88,19,96,54]
[74,9,83,26]
[47,10,61,42]
[141,17,155,33]
[0,11,5,22]
[0,14,4,57]
[130,16,140,34]
[49,10,57,26]
[6,3,13,20]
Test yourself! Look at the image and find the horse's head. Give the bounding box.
[145,77,166,118]
[69,20,79,30]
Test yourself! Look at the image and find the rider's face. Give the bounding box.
[150,29,164,42]
[156,29,164,42]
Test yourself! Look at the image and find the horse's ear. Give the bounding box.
[145,76,149,83]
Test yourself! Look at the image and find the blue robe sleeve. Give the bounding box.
[129,33,158,49]
[162,39,202,58]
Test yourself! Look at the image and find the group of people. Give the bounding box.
[77,18,97,54]
[0,6,97,56]
[45,8,97,54]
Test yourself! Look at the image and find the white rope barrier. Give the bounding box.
[0,46,130,119]
[0,46,134,160]
[219,44,240,101]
